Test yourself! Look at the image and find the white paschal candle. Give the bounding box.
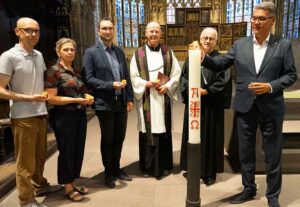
[188,49,201,144]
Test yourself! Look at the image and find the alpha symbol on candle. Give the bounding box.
[190,120,199,129]
[189,101,200,117]
[191,88,199,98]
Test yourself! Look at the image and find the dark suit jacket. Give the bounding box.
[82,42,133,111]
[202,35,297,115]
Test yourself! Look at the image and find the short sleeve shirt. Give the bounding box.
[45,62,86,98]
[0,44,47,118]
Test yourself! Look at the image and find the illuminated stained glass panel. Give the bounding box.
[226,0,262,36]
[294,0,300,38]
[166,0,201,24]
[235,0,243,22]
[139,0,145,24]
[116,0,123,46]
[226,0,234,23]
[287,0,295,39]
[115,0,144,47]
[253,0,261,6]
[167,3,176,24]
[244,0,252,35]
[124,0,132,47]
[282,0,300,39]
[283,0,288,37]
[131,0,139,47]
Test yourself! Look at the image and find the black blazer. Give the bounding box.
[82,42,133,111]
[202,35,297,115]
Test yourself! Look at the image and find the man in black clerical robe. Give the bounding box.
[180,27,232,185]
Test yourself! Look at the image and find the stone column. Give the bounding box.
[70,0,96,72]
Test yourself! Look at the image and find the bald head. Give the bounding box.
[146,21,161,31]
[16,17,39,28]
[15,17,40,51]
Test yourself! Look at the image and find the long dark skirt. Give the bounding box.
[139,132,173,178]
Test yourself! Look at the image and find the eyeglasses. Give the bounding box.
[250,16,273,23]
[201,36,216,41]
[18,28,40,35]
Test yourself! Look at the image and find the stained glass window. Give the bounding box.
[243,0,252,36]
[226,0,262,36]
[116,0,123,46]
[131,0,139,47]
[166,0,201,24]
[167,3,176,24]
[139,0,145,24]
[294,0,300,38]
[282,0,288,38]
[226,0,235,23]
[115,0,145,47]
[282,0,300,39]
[123,0,131,47]
[253,0,261,6]
[235,0,243,22]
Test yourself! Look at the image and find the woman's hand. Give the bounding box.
[84,93,94,105]
[77,98,90,105]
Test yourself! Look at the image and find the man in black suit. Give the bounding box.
[201,2,297,207]
[83,19,134,188]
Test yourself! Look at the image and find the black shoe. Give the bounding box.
[105,174,116,188]
[268,199,281,207]
[203,177,215,186]
[35,183,63,197]
[116,169,132,181]
[142,172,150,178]
[229,190,256,204]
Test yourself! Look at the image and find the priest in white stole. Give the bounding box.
[130,21,181,178]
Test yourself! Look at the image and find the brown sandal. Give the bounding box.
[65,189,84,202]
[73,184,89,194]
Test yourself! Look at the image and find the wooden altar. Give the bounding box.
[138,7,247,61]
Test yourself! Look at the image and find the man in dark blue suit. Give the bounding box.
[201,2,297,207]
[83,19,133,188]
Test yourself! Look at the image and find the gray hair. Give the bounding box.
[200,27,218,40]
[146,21,161,31]
[254,1,276,17]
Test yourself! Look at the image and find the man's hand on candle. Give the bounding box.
[196,42,205,61]
[200,88,208,96]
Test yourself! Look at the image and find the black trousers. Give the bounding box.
[49,108,87,184]
[96,101,128,176]
[139,132,173,178]
[236,103,283,201]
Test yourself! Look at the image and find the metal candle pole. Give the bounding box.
[186,49,201,207]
